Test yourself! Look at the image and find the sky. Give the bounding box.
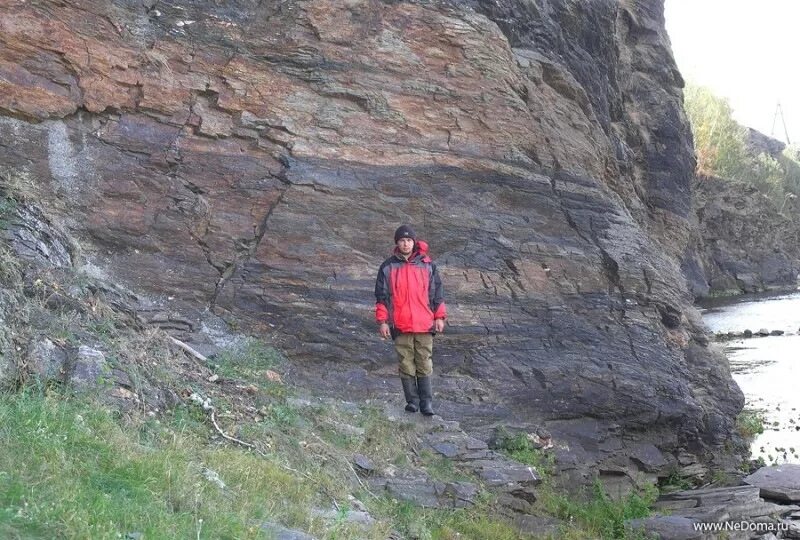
[665,0,799,145]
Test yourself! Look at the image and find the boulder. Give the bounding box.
[746,465,800,502]
[68,346,109,392]
[626,516,704,540]
[26,338,67,383]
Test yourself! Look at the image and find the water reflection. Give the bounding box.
[700,291,800,464]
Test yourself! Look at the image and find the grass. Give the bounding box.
[495,429,657,539]
[0,196,16,230]
[371,495,524,540]
[0,388,393,539]
[0,387,544,540]
[1,230,663,539]
[495,430,555,476]
[541,480,657,540]
[212,338,285,385]
[737,409,766,439]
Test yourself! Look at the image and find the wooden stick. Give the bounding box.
[209,409,267,456]
[169,336,208,363]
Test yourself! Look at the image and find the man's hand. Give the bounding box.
[434,319,445,333]
[379,322,391,339]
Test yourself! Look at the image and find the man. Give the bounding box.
[375,225,446,416]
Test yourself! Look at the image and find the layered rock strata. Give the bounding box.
[0,0,743,484]
[684,175,800,297]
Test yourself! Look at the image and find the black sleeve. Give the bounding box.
[375,261,390,306]
[429,262,444,312]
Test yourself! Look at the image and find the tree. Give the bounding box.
[683,84,749,180]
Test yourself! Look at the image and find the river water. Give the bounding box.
[699,291,800,465]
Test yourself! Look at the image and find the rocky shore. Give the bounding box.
[629,465,800,540]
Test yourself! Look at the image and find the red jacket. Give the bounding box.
[374,240,446,334]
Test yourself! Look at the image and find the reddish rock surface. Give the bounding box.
[0,0,744,481]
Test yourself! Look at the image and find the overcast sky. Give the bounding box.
[665,0,799,145]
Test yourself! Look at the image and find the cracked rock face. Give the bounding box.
[0,0,743,476]
[684,175,800,296]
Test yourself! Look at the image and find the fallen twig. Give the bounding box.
[169,336,208,363]
[190,392,267,457]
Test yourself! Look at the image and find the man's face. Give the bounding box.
[396,237,414,255]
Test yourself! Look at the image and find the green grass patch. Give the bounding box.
[495,430,555,476]
[493,431,657,538]
[371,496,526,540]
[539,480,657,540]
[737,409,766,439]
[0,388,332,539]
[214,338,283,373]
[212,338,287,393]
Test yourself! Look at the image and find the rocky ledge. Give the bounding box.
[629,465,800,540]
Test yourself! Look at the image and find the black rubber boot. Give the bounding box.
[417,376,434,416]
[400,376,419,413]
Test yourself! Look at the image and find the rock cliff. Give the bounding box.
[0,0,744,487]
[684,174,800,297]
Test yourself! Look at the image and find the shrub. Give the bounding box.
[737,409,765,439]
[684,84,800,210]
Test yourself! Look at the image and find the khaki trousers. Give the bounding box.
[394,333,433,377]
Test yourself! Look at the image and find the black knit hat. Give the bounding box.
[394,225,416,243]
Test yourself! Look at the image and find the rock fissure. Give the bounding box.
[210,186,289,308]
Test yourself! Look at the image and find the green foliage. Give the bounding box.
[0,389,318,539]
[371,497,524,540]
[684,84,800,209]
[495,430,555,476]
[542,480,658,540]
[0,388,423,540]
[737,409,766,439]
[213,338,284,381]
[658,471,694,493]
[684,84,748,179]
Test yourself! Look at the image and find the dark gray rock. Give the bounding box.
[443,481,479,507]
[629,442,668,472]
[68,346,109,392]
[260,522,316,540]
[659,484,762,507]
[26,338,67,383]
[431,442,460,458]
[0,202,73,269]
[496,492,532,514]
[352,453,374,473]
[626,516,704,540]
[514,515,563,538]
[471,459,540,487]
[374,472,478,509]
[647,483,800,540]
[745,128,786,160]
[746,465,800,502]
[381,477,441,508]
[311,508,374,526]
[689,175,800,297]
[781,520,800,539]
